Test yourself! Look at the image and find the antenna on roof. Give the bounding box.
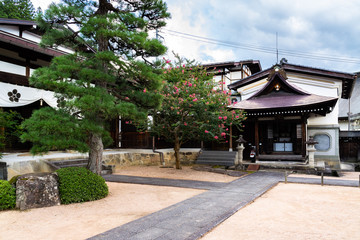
[276,32,279,64]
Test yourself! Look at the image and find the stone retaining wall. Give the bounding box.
[103,150,200,172]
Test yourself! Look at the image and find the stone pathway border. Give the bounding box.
[288,176,359,187]
[89,172,283,240]
[103,175,228,190]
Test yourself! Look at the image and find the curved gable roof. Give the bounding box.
[228,63,356,99]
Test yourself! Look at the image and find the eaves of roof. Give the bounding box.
[0,30,66,57]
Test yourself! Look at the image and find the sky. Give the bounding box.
[31,0,360,73]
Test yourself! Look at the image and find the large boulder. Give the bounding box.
[16,172,60,210]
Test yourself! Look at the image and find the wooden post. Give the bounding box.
[301,117,306,157]
[25,59,30,78]
[229,125,233,151]
[321,172,324,186]
[255,119,259,158]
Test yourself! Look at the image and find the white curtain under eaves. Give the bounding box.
[0,82,57,108]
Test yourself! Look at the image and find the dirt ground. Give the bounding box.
[1,166,360,240]
[202,183,360,240]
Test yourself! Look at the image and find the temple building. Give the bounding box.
[228,62,356,169]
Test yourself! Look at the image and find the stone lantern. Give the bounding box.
[236,135,247,167]
[305,136,318,168]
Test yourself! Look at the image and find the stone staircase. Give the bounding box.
[195,150,236,167]
[49,158,113,175]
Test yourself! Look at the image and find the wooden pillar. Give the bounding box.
[25,59,30,78]
[301,116,306,157]
[229,125,233,151]
[255,118,259,159]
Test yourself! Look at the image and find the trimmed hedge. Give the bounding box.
[0,180,16,210]
[55,167,108,204]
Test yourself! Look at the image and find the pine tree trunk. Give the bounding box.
[174,134,181,169]
[88,133,103,175]
[86,0,106,175]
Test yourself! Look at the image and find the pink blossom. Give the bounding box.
[182,70,184,74]
[223,116,227,120]
[205,130,209,133]
[236,115,239,118]
[226,128,229,131]
[166,60,171,63]
[163,71,167,74]
[143,88,147,93]
[214,136,218,139]
[184,122,187,126]
[206,102,209,105]
[193,98,198,102]
[188,83,193,87]
[221,132,226,137]
[218,70,221,72]
[226,140,228,143]
[125,121,129,124]
[183,64,185,67]
[218,116,222,120]
[125,97,129,100]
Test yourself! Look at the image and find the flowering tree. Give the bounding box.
[147,57,246,169]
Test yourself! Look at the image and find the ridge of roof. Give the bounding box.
[0,18,36,26]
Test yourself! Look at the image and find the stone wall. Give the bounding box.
[103,149,200,172]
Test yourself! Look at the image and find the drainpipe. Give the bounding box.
[152,136,165,166]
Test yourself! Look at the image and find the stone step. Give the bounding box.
[196,151,236,166]
[50,159,113,174]
[51,159,88,167]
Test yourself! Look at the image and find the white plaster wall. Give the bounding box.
[339,120,349,131]
[22,31,41,43]
[56,45,75,54]
[230,71,242,81]
[307,128,337,157]
[0,25,18,35]
[237,78,267,100]
[287,76,340,97]
[30,68,35,76]
[0,61,26,75]
[288,74,341,126]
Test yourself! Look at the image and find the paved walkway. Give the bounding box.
[89,172,283,240]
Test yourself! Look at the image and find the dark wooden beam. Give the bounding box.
[0,71,29,86]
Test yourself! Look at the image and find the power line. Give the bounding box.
[161,29,360,64]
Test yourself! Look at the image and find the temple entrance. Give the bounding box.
[256,118,305,160]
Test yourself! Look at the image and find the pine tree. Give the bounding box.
[21,0,170,174]
[0,0,36,20]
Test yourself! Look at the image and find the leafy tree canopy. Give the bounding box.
[143,55,246,169]
[0,0,36,20]
[21,0,170,174]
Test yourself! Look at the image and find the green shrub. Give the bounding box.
[55,167,108,204]
[0,180,16,210]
